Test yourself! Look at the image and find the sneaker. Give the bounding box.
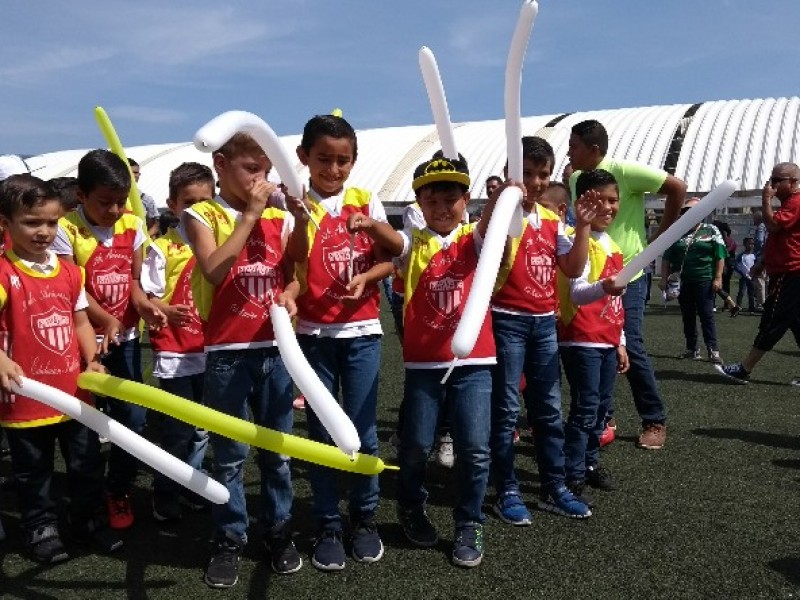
[536,485,591,519]
[26,524,69,564]
[204,537,243,588]
[565,480,595,509]
[606,417,617,431]
[311,527,346,571]
[397,506,438,547]
[71,518,123,554]
[292,394,306,410]
[587,464,617,490]
[715,363,750,385]
[790,377,800,387]
[436,433,455,468]
[107,493,134,530]
[730,305,741,318]
[678,349,701,360]
[265,521,302,574]
[599,424,615,448]
[152,492,182,522]
[451,523,484,568]
[637,423,667,450]
[493,492,531,526]
[708,349,723,364]
[351,519,384,563]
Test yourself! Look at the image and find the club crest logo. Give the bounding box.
[425,272,464,320]
[31,308,72,355]
[233,255,280,306]
[94,268,130,312]
[524,240,555,297]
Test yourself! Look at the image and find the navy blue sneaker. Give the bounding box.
[451,523,484,568]
[715,363,750,384]
[312,527,346,571]
[493,492,531,526]
[536,485,592,519]
[587,464,617,491]
[397,506,438,547]
[351,519,384,563]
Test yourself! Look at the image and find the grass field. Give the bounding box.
[1,284,799,600]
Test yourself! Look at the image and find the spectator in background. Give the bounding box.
[712,220,740,316]
[735,237,756,313]
[750,208,767,310]
[49,177,80,212]
[128,158,160,238]
[485,175,502,200]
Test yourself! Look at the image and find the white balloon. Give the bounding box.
[504,0,539,238]
[451,186,523,358]
[270,305,361,458]
[12,377,229,505]
[419,47,458,161]
[615,179,737,286]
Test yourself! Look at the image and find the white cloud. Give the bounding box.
[0,46,114,84]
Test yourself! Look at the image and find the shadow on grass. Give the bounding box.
[656,368,788,386]
[692,428,800,450]
[768,556,800,586]
[772,458,800,470]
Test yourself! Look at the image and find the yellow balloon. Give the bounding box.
[331,108,343,118]
[93,106,146,221]
[78,373,397,475]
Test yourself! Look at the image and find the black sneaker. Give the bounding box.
[265,521,302,574]
[311,528,346,571]
[565,480,595,508]
[26,524,69,564]
[586,464,617,491]
[70,518,123,554]
[351,519,384,563]
[152,492,182,522]
[204,537,243,588]
[451,523,483,568]
[397,506,438,547]
[715,363,750,384]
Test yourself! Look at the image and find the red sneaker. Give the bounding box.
[107,493,134,530]
[292,395,306,410]
[599,424,615,448]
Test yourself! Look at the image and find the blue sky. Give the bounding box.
[1,0,797,156]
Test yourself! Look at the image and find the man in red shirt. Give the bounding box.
[716,162,800,383]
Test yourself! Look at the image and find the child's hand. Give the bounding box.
[342,273,367,304]
[601,276,626,296]
[83,360,107,375]
[275,292,297,318]
[347,213,373,233]
[574,189,602,226]
[101,317,124,355]
[285,189,312,223]
[712,277,722,293]
[616,346,630,374]
[140,301,168,330]
[0,354,24,396]
[162,304,193,327]
[245,179,276,219]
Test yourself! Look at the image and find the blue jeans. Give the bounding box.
[204,348,294,544]
[6,420,103,530]
[621,276,666,425]
[490,312,565,494]
[737,276,755,311]
[398,366,491,526]
[153,373,209,494]
[101,338,146,496]
[297,335,381,529]
[678,279,718,351]
[561,346,617,482]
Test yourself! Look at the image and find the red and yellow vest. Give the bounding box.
[58,211,142,335]
[401,224,495,366]
[557,233,625,346]
[148,228,204,355]
[0,251,91,427]
[189,199,288,350]
[295,188,381,325]
[493,204,562,315]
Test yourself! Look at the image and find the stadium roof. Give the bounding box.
[24,97,800,210]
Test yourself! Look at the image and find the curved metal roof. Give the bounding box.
[24,97,800,210]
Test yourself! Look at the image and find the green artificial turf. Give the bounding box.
[1,284,799,599]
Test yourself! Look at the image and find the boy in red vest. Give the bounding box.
[142,162,214,521]
[51,149,166,530]
[346,156,504,568]
[557,169,628,507]
[184,133,300,588]
[0,175,121,563]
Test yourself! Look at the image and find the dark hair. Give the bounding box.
[576,169,617,197]
[77,149,131,195]
[0,174,59,219]
[743,236,754,244]
[158,210,180,235]
[215,132,267,161]
[712,220,731,237]
[543,181,569,203]
[169,162,215,200]
[521,136,555,167]
[486,175,503,186]
[300,115,358,161]
[571,120,609,155]
[127,157,139,168]
[49,176,80,211]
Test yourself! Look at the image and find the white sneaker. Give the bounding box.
[436,434,455,468]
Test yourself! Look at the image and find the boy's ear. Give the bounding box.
[212,152,226,174]
[0,215,11,232]
[296,146,309,166]
[166,197,177,212]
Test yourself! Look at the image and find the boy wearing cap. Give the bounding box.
[348,157,503,568]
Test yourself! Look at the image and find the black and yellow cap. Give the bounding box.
[412,157,470,192]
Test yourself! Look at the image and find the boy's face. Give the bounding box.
[567,134,597,171]
[744,239,754,251]
[538,188,567,222]
[215,152,271,206]
[418,187,468,235]
[297,135,355,197]
[486,178,501,199]
[522,158,552,211]
[590,184,619,231]
[78,184,129,227]
[168,181,215,217]
[0,198,62,261]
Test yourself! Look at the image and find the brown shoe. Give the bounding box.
[637,423,666,450]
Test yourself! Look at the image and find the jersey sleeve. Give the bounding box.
[619,160,668,195]
[51,222,75,256]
